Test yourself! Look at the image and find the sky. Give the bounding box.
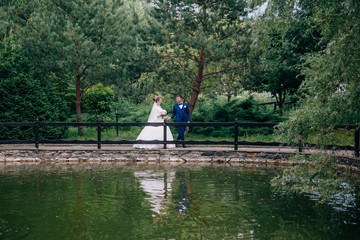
[247,0,268,18]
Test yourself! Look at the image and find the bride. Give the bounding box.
[133,96,176,149]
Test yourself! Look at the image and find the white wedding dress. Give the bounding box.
[133,102,176,149]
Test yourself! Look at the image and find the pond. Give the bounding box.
[0,163,359,240]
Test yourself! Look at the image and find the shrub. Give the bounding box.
[191,95,282,136]
[0,39,68,140]
[82,83,114,122]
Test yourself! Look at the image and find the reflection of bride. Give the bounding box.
[134,170,175,215]
[133,96,175,149]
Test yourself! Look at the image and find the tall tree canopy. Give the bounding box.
[1,0,140,133]
[243,0,322,115]
[274,0,360,144]
[146,0,251,116]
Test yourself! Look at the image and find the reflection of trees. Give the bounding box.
[173,171,193,216]
[0,166,157,239]
[156,167,326,239]
[154,167,258,239]
[72,179,86,234]
[78,170,154,239]
[1,164,358,239]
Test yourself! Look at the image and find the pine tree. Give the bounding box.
[146,0,250,116]
[2,0,139,134]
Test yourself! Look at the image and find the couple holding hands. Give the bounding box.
[133,95,190,149]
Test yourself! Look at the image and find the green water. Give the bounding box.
[0,163,359,240]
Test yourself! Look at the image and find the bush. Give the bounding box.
[191,95,283,136]
[271,153,357,205]
[0,39,68,140]
[82,83,115,122]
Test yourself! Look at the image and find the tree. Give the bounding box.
[0,38,67,139]
[275,0,360,144]
[258,0,360,207]
[217,69,244,102]
[2,0,139,134]
[244,12,321,115]
[146,0,250,116]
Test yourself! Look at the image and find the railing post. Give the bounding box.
[163,119,167,149]
[97,118,101,149]
[234,118,238,150]
[116,113,119,138]
[35,118,39,149]
[355,122,359,158]
[299,140,303,153]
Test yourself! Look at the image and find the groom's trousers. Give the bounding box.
[177,125,185,141]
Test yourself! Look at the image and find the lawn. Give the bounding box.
[61,126,355,147]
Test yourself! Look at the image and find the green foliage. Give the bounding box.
[244,13,321,115]
[0,0,358,154]
[271,153,358,205]
[146,0,251,113]
[275,0,360,145]
[82,83,114,122]
[191,95,282,137]
[1,0,146,130]
[268,0,360,208]
[0,38,68,139]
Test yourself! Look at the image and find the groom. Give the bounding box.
[167,95,190,148]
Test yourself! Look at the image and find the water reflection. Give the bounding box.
[135,170,174,215]
[0,163,359,240]
[173,171,194,216]
[135,169,203,224]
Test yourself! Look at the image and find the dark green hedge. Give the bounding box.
[191,96,283,137]
[0,40,68,140]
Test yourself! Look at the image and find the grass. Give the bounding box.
[186,133,284,142]
[305,129,355,146]
[62,126,283,142]
[61,126,355,146]
[62,110,355,146]
[62,126,281,142]
[62,126,141,141]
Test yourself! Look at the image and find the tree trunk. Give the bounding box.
[227,92,232,102]
[75,75,83,135]
[188,4,207,118]
[278,91,286,116]
[189,50,205,117]
[279,103,283,116]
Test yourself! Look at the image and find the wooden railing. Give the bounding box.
[257,100,296,111]
[0,120,359,157]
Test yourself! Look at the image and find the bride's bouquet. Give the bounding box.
[160,110,167,119]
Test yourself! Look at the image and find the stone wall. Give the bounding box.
[0,149,301,166]
[0,149,358,170]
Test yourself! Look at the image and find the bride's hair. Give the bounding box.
[153,95,161,102]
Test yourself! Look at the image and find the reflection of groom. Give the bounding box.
[167,95,190,148]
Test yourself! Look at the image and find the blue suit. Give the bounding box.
[170,102,191,142]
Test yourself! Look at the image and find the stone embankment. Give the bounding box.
[0,149,297,165]
[0,145,358,170]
